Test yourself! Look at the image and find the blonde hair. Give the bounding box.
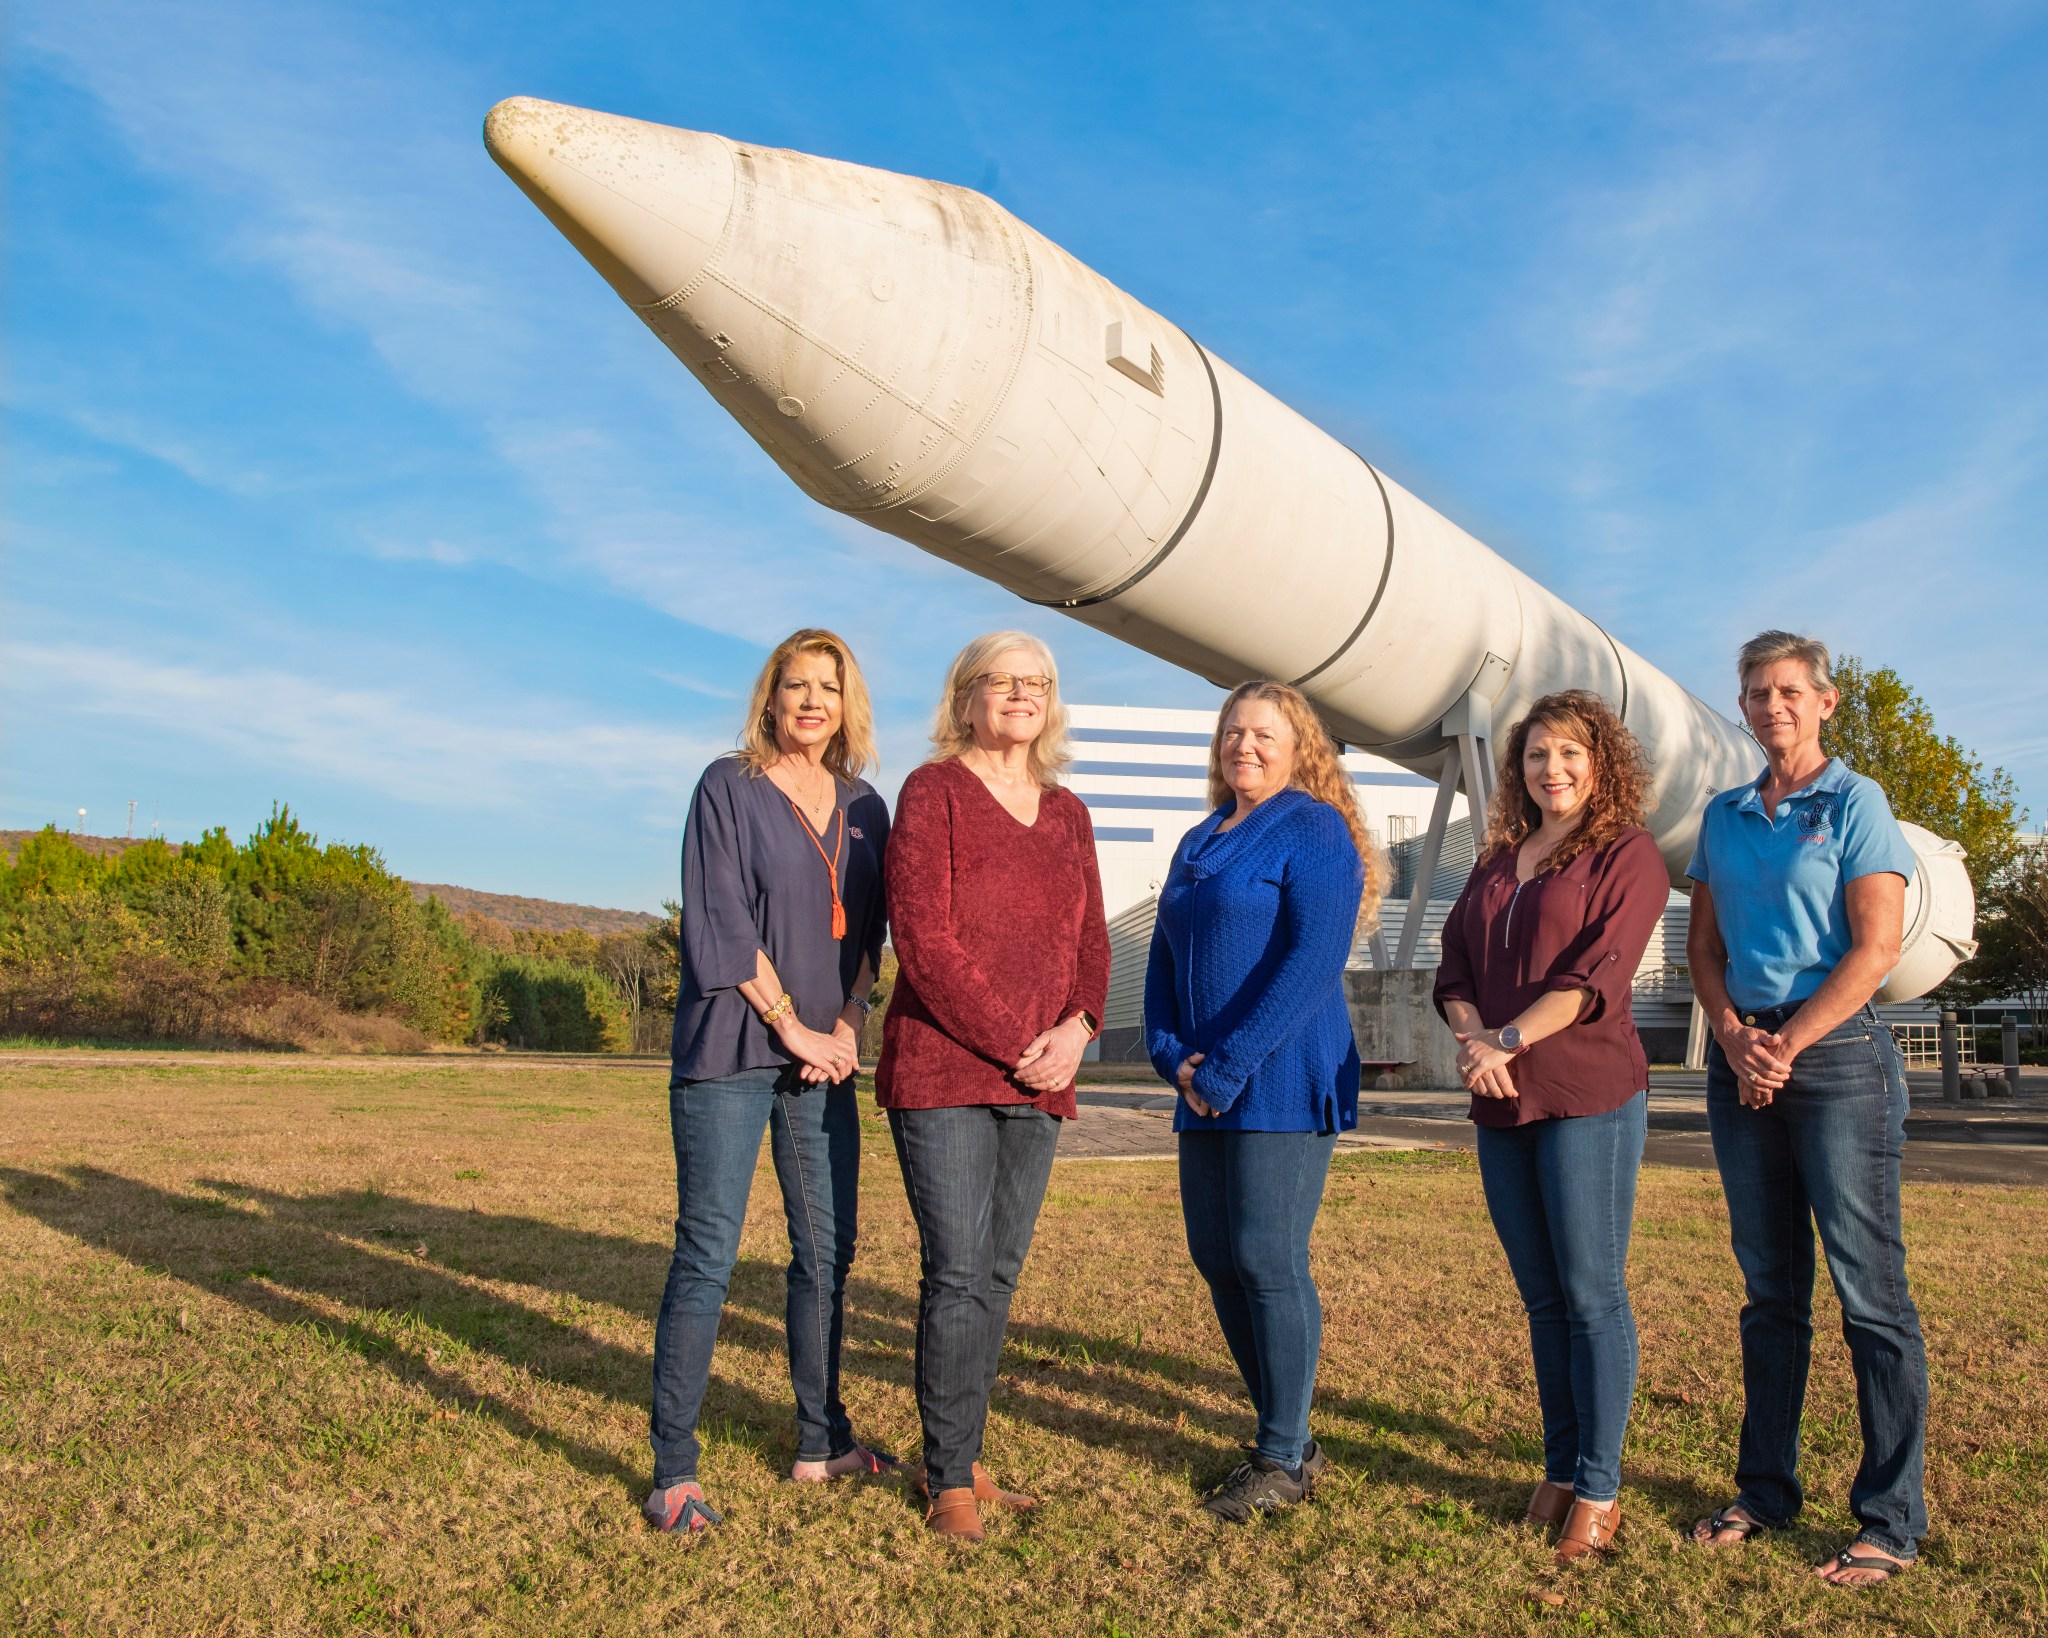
[928,630,1072,787]
[1738,629,1834,695]
[1206,681,1384,925]
[736,628,877,783]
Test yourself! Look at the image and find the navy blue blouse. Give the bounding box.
[671,755,889,1082]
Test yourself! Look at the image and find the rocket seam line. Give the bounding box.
[697,266,966,435]
[1288,453,1398,690]
[1590,620,1630,720]
[1033,330,1223,610]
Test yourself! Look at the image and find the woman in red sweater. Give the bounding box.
[878,630,1110,1544]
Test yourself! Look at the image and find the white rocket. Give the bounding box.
[484,97,1975,1001]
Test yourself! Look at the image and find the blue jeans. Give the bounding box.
[650,1065,861,1485]
[1475,1093,1647,1503]
[1706,1005,1927,1558]
[888,1104,1061,1493]
[1178,1128,1336,1469]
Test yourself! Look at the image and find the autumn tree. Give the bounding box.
[1822,655,2023,900]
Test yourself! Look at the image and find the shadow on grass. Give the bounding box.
[0,1164,790,1496]
[194,1180,1254,1474]
[4,1166,1560,1508]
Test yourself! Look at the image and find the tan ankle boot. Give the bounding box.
[926,1486,983,1543]
[1524,1481,1574,1535]
[913,1461,1037,1511]
[1554,1497,1620,1566]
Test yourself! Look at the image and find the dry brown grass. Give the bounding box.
[1,1050,2043,1637]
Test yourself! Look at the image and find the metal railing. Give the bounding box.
[1890,1023,1977,1069]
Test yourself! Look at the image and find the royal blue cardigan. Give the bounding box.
[1143,788,1365,1133]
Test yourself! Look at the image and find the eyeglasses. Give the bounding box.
[973,672,1052,698]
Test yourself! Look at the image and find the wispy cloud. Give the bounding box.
[16,0,946,648]
[9,639,719,811]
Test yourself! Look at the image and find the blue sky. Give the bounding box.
[7,0,2045,911]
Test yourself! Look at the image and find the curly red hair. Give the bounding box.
[1480,690,1651,870]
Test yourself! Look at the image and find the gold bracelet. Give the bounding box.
[759,993,795,1027]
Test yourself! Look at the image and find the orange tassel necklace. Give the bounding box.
[787,793,847,940]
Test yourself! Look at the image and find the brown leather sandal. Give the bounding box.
[1524,1480,1574,1534]
[925,1486,983,1543]
[911,1460,1038,1511]
[1554,1498,1621,1566]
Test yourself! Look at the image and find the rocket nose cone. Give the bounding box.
[484,96,734,308]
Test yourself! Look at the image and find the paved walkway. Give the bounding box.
[1058,1068,2048,1186]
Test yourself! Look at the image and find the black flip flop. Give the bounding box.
[1819,1546,1912,1587]
[1691,1503,1768,1545]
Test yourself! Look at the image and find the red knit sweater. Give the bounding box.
[876,758,1110,1118]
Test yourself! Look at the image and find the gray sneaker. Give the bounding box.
[1201,1439,1325,1523]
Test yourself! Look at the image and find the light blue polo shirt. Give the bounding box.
[1686,759,1915,1012]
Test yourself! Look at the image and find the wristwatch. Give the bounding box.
[1496,1024,1524,1053]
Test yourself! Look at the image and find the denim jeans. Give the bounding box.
[1178,1128,1336,1469]
[1475,1093,1647,1503]
[1706,1005,1928,1558]
[650,1064,862,1485]
[888,1103,1061,1492]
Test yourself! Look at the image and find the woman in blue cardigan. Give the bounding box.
[1145,680,1379,1522]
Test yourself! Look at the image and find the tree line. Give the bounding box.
[1,656,2037,1056]
[0,806,679,1053]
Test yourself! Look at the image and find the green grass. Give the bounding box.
[1,1049,2044,1635]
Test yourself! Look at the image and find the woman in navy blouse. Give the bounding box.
[1144,680,1378,1523]
[644,629,895,1535]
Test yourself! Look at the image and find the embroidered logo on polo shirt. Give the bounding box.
[849,826,866,840]
[1796,793,1837,843]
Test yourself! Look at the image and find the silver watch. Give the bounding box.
[1497,1024,1523,1052]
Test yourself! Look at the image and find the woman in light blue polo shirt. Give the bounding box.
[1683,630,1925,1589]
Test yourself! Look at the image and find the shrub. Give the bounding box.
[481,954,632,1053]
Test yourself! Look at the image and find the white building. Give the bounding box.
[1066,702,1467,918]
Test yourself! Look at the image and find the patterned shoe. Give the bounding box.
[1200,1442,1321,1524]
[643,1480,722,1534]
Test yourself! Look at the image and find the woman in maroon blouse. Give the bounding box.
[1433,690,1668,1568]
[878,630,1110,1544]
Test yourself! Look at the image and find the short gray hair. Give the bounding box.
[1738,630,1833,695]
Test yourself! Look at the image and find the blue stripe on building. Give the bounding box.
[1076,793,1212,812]
[1091,826,1156,843]
[1071,726,1212,747]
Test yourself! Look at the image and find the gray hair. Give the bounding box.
[1737,630,1833,695]
[928,630,1072,787]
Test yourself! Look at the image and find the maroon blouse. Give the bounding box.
[1432,825,1669,1128]
[876,758,1111,1119]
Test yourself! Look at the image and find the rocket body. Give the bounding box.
[483,97,1975,1001]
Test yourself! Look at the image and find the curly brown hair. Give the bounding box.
[1480,689,1651,870]
[1206,680,1385,926]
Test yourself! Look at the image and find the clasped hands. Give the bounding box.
[1174,1053,1215,1118]
[1452,1030,1519,1100]
[779,1013,863,1084]
[1721,1023,1796,1108]
[1014,1016,1093,1094]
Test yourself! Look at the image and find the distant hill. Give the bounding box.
[1,829,173,863]
[406,882,659,936]
[2,829,656,938]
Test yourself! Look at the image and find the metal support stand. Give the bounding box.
[1684,1000,1709,1071]
[2003,1013,2021,1098]
[1391,720,1494,973]
[1940,1011,1961,1103]
[1394,752,1463,971]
